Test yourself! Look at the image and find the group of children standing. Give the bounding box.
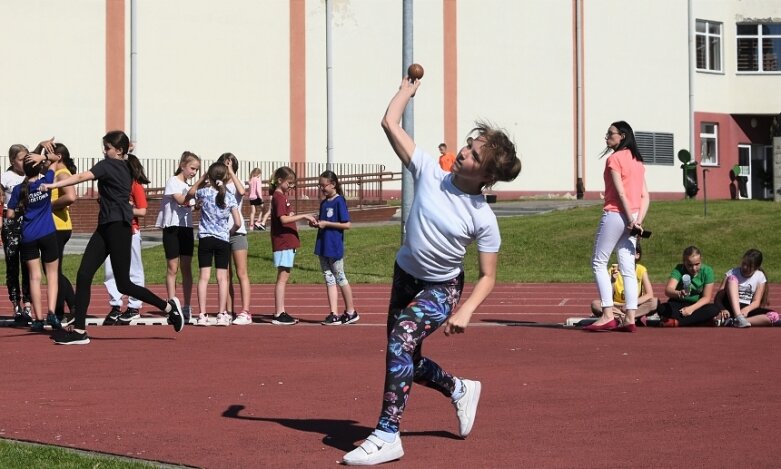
[1,132,361,343]
[152,151,361,327]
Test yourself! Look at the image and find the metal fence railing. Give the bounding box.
[0,155,389,198]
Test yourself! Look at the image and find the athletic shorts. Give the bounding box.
[198,236,231,269]
[21,232,59,263]
[273,249,296,269]
[163,226,194,259]
[230,233,248,252]
[249,198,263,206]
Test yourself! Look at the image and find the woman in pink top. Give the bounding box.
[585,121,650,332]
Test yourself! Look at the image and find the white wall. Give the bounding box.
[0,1,105,157]
[2,0,780,197]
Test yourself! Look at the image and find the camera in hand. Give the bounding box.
[629,226,651,238]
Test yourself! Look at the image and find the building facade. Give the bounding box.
[1,0,779,200]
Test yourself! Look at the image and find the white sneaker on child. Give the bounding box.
[216,312,232,327]
[343,433,403,466]
[453,379,482,438]
[232,311,252,325]
[196,314,211,327]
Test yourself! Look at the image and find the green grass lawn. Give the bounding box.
[6,199,781,286]
[0,439,160,469]
[2,199,781,466]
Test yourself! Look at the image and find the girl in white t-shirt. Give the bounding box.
[157,151,201,321]
[342,75,522,466]
[714,249,778,327]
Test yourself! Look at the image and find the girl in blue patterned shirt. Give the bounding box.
[186,161,241,327]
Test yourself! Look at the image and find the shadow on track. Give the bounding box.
[222,404,459,451]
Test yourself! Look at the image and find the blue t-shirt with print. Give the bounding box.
[314,194,350,259]
[7,170,56,242]
[196,186,238,242]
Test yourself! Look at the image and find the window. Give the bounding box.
[696,20,722,72]
[700,123,718,166]
[635,132,674,165]
[736,23,781,72]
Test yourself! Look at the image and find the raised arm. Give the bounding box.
[380,77,421,168]
[40,170,95,192]
[185,173,208,201]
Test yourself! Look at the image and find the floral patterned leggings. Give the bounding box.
[376,263,464,434]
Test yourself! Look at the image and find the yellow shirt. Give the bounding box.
[613,263,647,304]
[51,168,72,231]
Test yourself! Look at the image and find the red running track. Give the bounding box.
[1,283,779,468]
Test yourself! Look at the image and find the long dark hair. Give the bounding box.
[126,154,150,184]
[103,130,130,155]
[602,120,643,161]
[741,248,769,307]
[16,159,44,215]
[206,162,229,209]
[319,170,343,196]
[217,152,239,173]
[53,143,77,174]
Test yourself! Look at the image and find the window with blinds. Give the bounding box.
[635,132,674,165]
[736,23,781,73]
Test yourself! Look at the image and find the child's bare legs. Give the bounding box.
[326,284,339,312]
[231,250,251,313]
[260,206,271,227]
[44,259,59,315]
[216,268,229,313]
[166,257,180,300]
[635,297,659,319]
[339,283,355,312]
[725,276,744,318]
[249,205,257,227]
[590,300,624,320]
[747,311,780,326]
[197,266,211,316]
[27,259,45,320]
[275,267,291,314]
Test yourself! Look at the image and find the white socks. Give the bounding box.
[372,429,397,443]
[451,377,466,401]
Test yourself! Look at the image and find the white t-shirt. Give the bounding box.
[395,147,501,282]
[156,176,193,228]
[1,170,25,210]
[724,267,767,305]
[226,182,247,235]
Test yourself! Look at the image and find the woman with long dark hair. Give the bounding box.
[585,121,650,332]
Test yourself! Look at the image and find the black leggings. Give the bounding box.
[74,221,167,329]
[55,230,76,317]
[658,300,721,326]
[2,220,31,306]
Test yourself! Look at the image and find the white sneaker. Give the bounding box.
[453,379,482,438]
[232,311,252,325]
[216,312,232,327]
[196,314,211,327]
[343,433,403,466]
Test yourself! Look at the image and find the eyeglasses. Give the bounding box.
[605,131,621,138]
[318,182,333,188]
